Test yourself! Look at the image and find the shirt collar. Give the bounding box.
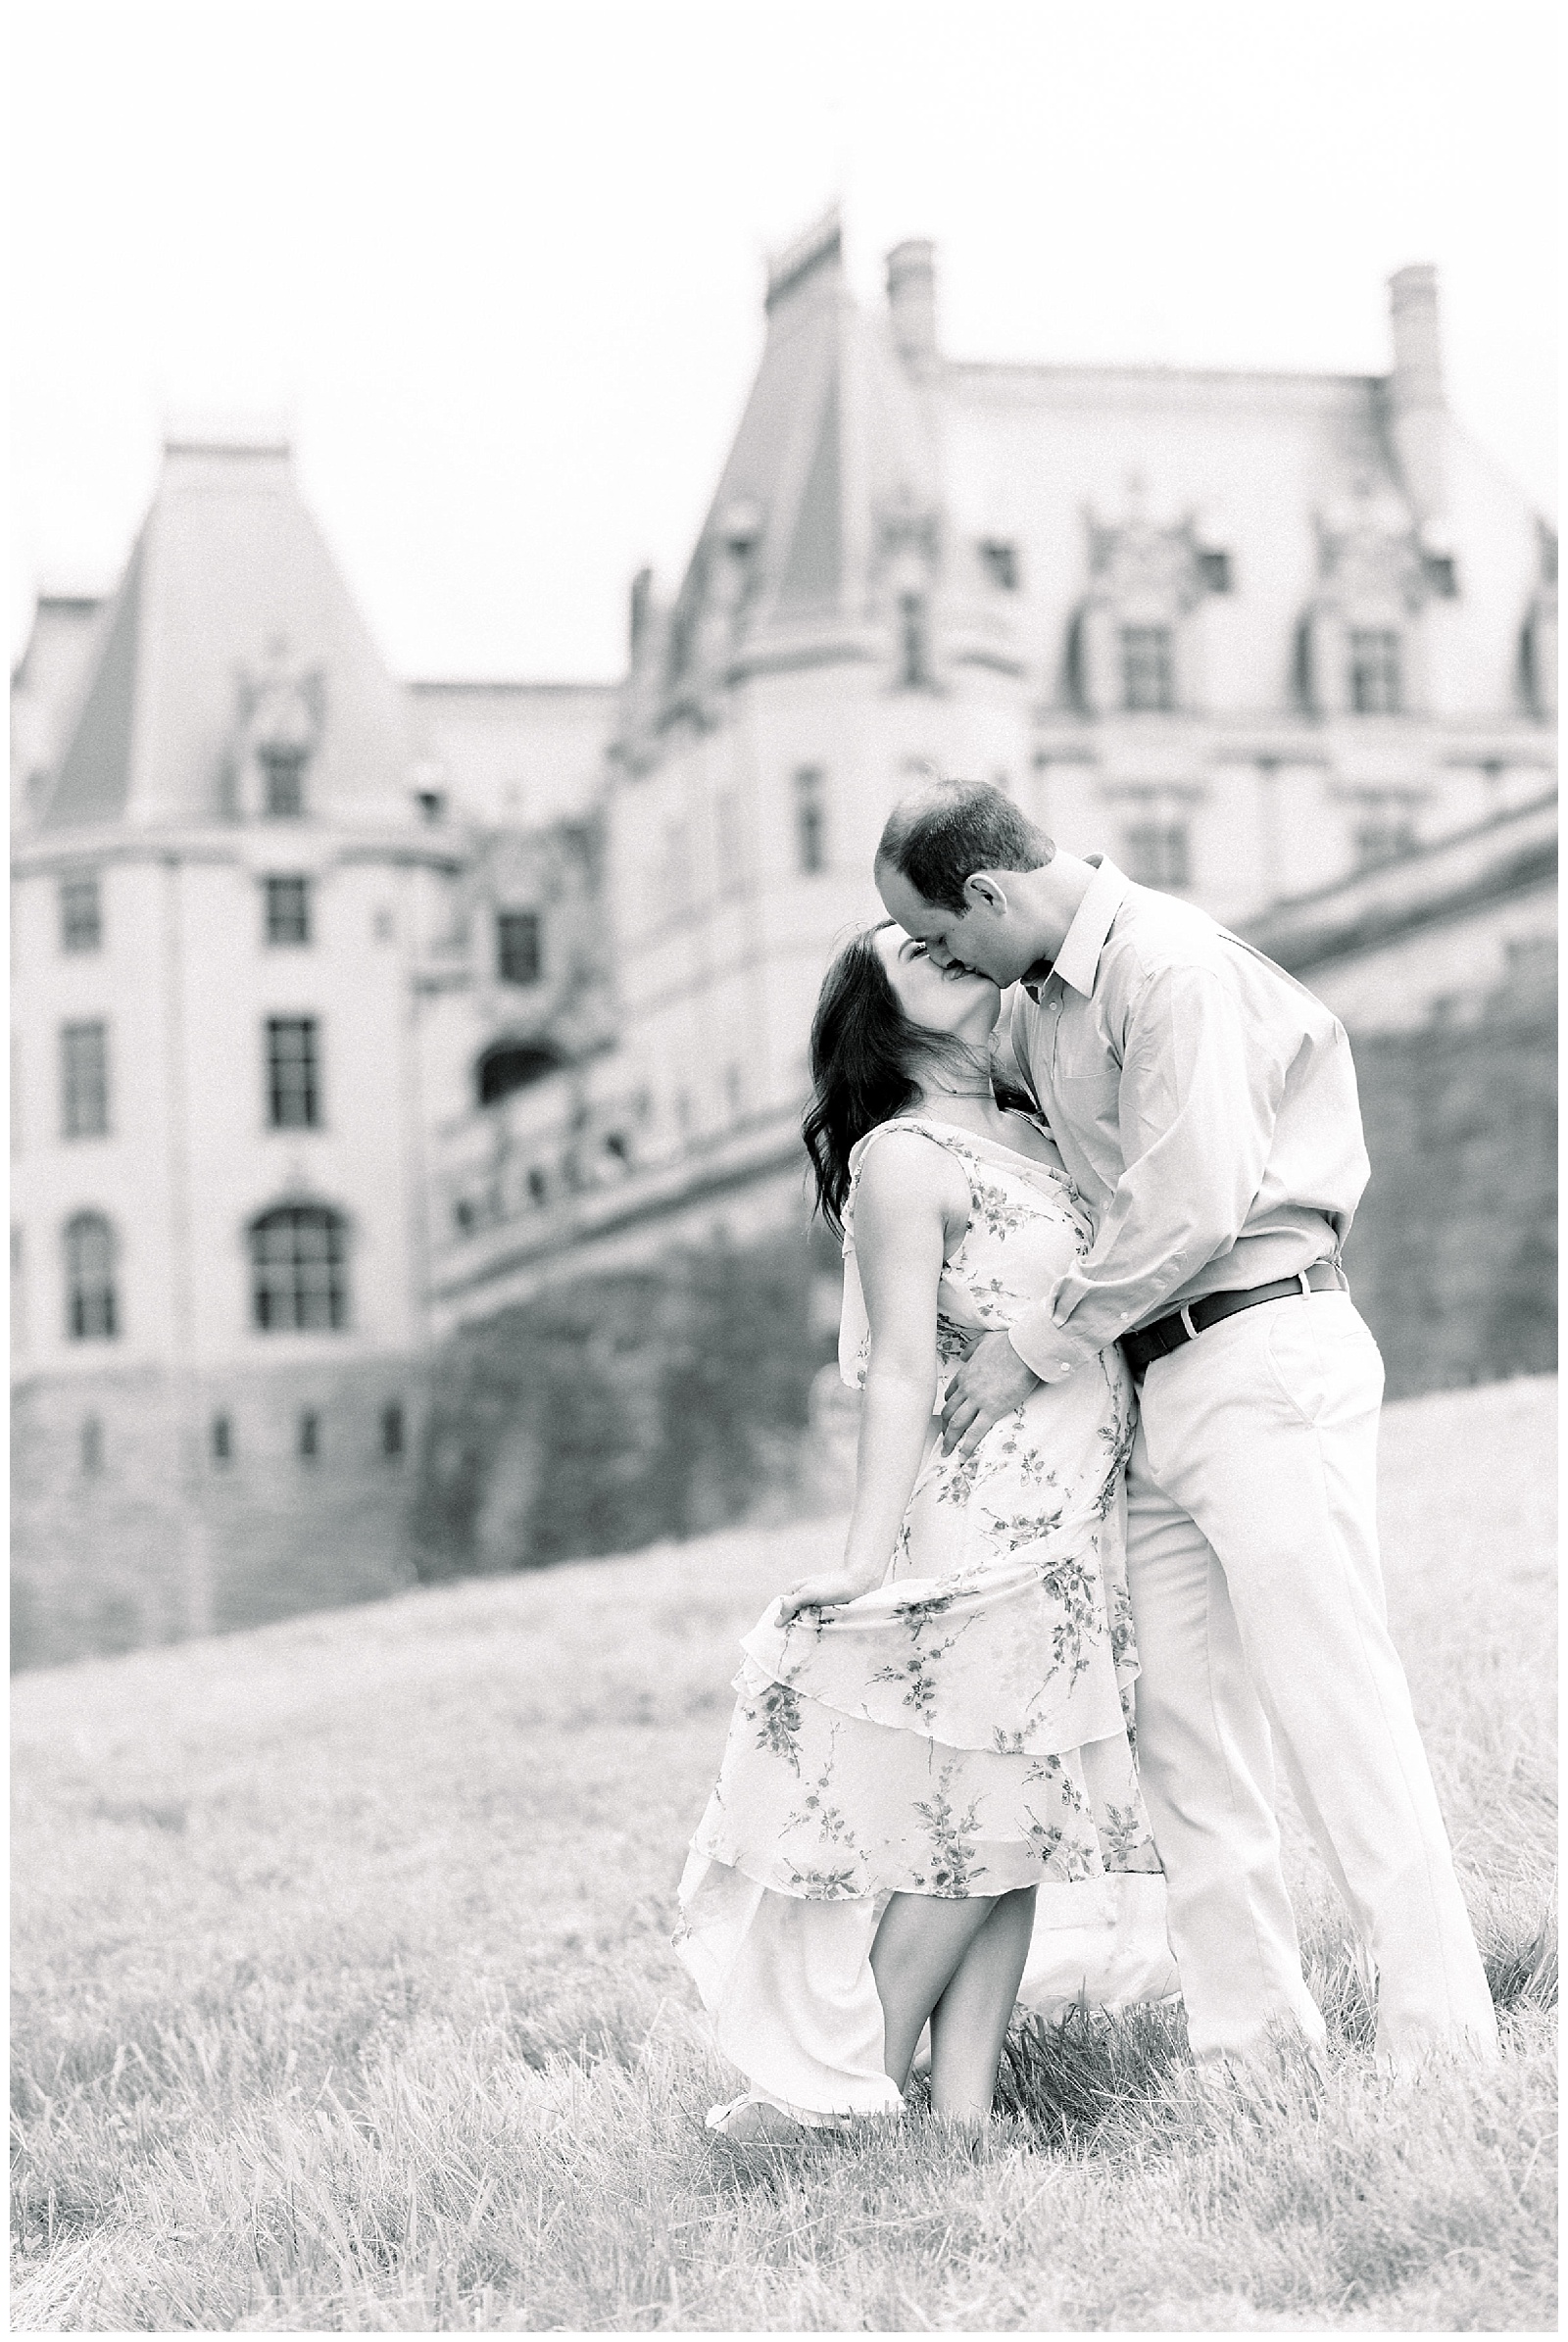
[1023,855,1131,1001]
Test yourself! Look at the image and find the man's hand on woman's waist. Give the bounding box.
[939,1330,1044,1454]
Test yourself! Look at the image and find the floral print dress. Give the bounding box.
[676,1114,1174,2122]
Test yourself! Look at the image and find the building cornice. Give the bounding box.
[11,824,467,879]
[946,361,1383,417]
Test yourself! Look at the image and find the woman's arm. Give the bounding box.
[779,1135,966,1620]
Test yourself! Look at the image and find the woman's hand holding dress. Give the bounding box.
[777,1566,884,1623]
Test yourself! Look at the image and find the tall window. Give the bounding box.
[80,1416,105,1475]
[496,909,542,986]
[61,1021,110,1139]
[1123,821,1192,890]
[265,875,312,946]
[793,767,827,874]
[380,1401,405,1459]
[65,1211,118,1340]
[266,1017,320,1129]
[60,875,102,952]
[251,1204,348,1331]
[260,746,308,818]
[1120,626,1175,712]
[1348,629,1401,714]
[897,594,932,688]
[212,1413,233,1463]
[297,1409,320,1460]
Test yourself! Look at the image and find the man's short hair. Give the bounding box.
[876,779,1054,916]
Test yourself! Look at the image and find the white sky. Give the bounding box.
[9,0,1559,680]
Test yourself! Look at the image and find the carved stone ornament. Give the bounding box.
[235,640,325,758]
[1313,482,1428,615]
[874,488,942,589]
[1085,505,1206,616]
[221,641,325,817]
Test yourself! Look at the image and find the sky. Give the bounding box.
[9,0,1559,680]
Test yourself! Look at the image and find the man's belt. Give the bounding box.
[1120,1261,1348,1378]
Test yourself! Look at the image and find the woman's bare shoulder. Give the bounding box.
[852,1120,971,1217]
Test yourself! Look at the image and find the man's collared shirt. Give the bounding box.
[1004,856,1371,1385]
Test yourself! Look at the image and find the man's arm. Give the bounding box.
[1007,959,1291,1382]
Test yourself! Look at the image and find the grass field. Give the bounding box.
[11,1375,1558,2333]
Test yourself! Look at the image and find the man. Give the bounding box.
[874,777,1497,2068]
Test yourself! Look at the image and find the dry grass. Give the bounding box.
[11,1375,1557,2332]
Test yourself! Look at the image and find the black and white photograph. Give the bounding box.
[9,1,1557,2330]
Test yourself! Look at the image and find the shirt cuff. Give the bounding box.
[1007,1304,1100,1385]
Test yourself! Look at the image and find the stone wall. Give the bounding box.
[1343,941,1556,1398]
[414,1225,839,1583]
[11,1355,424,1669]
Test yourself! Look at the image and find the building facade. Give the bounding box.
[12,218,1556,1658]
[426,214,1555,1331]
[10,440,612,1661]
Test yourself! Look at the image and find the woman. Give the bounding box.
[675,923,1171,2138]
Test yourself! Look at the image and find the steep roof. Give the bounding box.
[665,210,937,661]
[35,441,419,832]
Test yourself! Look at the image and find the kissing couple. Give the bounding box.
[676,777,1498,2137]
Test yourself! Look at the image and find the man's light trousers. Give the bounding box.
[1124,1290,1498,2062]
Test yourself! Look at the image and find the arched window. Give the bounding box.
[250,1205,348,1332]
[476,1040,564,1108]
[64,1212,118,1340]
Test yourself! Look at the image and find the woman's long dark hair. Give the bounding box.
[803,923,989,1237]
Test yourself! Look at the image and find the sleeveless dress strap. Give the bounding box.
[838,1120,978,1390]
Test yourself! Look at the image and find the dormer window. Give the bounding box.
[1121,625,1175,712]
[978,540,1019,592]
[1197,549,1233,594]
[1421,552,1458,599]
[1348,629,1401,715]
[260,746,308,818]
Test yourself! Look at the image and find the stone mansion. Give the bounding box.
[11,212,1556,1657]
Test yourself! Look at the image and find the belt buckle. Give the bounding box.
[1298,1268,1313,1298]
[1177,1302,1199,1342]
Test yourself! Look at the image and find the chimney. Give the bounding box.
[887,240,938,375]
[1387,265,1446,527]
